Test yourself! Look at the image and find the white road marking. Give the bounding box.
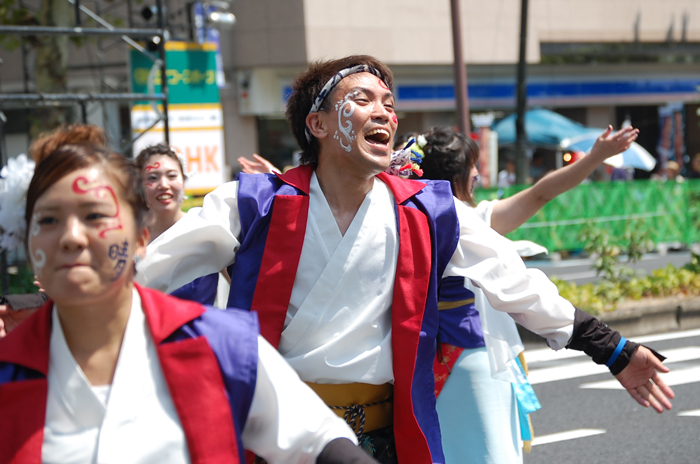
[525,328,700,364]
[529,361,608,384]
[634,328,700,344]
[529,347,700,385]
[678,409,700,417]
[531,429,606,446]
[580,365,700,390]
[525,347,588,364]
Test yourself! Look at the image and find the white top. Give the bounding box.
[280,174,397,384]
[497,170,516,188]
[470,199,546,381]
[136,173,576,384]
[42,290,356,464]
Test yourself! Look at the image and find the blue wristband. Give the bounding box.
[606,337,627,368]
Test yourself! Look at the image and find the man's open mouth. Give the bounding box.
[365,128,391,146]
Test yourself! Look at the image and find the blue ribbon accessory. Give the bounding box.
[606,337,627,368]
[513,357,541,442]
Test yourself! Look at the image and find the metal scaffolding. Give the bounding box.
[0,0,171,150]
[0,0,174,293]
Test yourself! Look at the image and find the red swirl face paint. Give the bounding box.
[145,162,160,172]
[72,176,123,238]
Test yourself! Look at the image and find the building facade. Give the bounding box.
[1,0,699,181]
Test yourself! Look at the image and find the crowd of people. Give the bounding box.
[0,54,676,464]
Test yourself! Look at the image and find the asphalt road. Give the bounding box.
[522,328,700,464]
[525,251,694,285]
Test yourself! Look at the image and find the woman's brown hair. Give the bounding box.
[25,125,148,239]
[134,143,186,178]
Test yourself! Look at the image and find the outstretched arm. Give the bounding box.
[565,307,673,413]
[136,181,242,293]
[445,201,674,412]
[490,125,639,235]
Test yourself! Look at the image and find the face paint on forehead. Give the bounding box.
[378,78,389,90]
[333,91,360,152]
[144,162,160,172]
[71,175,124,238]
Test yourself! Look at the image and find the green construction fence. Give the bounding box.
[474,179,700,252]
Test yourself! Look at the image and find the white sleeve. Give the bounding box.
[135,181,242,294]
[473,199,498,226]
[242,336,358,463]
[444,198,575,350]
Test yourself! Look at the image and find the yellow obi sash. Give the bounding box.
[306,382,393,437]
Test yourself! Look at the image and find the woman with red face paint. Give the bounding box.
[419,125,640,464]
[0,125,375,464]
[135,144,231,308]
[135,144,188,242]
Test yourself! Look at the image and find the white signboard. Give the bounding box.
[131,104,227,195]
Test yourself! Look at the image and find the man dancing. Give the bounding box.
[137,55,673,464]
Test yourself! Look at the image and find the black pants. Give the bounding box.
[359,426,398,464]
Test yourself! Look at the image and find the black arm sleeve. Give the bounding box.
[316,438,379,464]
[1,293,49,311]
[565,307,648,375]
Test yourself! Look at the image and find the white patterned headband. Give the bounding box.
[304,64,388,143]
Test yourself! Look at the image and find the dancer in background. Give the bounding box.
[0,125,374,464]
[418,124,639,464]
[135,144,230,308]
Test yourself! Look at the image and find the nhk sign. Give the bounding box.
[130,42,226,195]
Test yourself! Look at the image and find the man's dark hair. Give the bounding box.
[285,55,394,165]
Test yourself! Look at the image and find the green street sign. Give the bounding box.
[130,41,220,105]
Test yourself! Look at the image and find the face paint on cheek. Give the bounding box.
[108,240,129,281]
[333,92,358,152]
[72,176,123,238]
[392,114,398,124]
[28,213,46,277]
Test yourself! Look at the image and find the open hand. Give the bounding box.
[615,345,674,413]
[588,125,639,161]
[238,154,281,175]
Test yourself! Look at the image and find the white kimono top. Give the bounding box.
[42,290,355,464]
[136,173,576,385]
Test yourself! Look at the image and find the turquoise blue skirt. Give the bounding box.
[435,347,522,464]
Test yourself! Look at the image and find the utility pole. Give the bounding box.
[515,0,529,184]
[450,0,470,134]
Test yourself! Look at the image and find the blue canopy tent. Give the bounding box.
[493,108,600,147]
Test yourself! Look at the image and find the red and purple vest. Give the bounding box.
[226,164,460,464]
[0,285,257,464]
